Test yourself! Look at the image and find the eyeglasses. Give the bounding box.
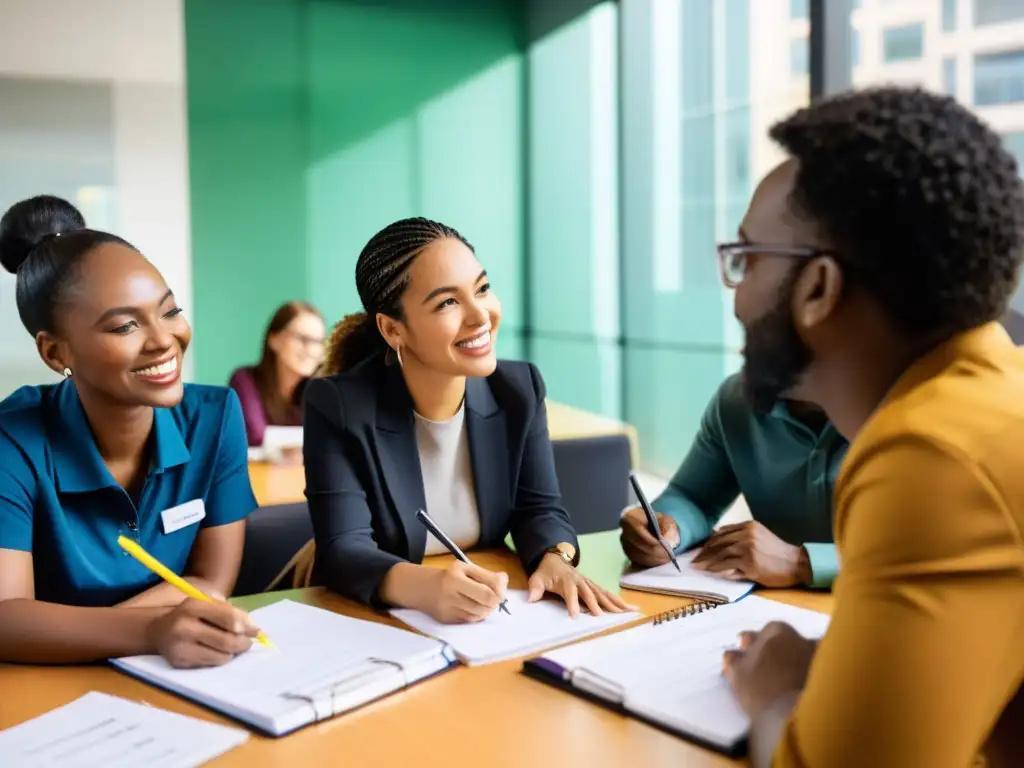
[286,331,325,350]
[716,241,835,289]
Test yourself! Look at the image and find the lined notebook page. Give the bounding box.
[0,691,247,768]
[113,600,450,734]
[391,590,640,665]
[619,551,754,602]
[541,597,829,749]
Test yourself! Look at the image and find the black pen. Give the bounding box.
[415,509,511,615]
[628,472,681,572]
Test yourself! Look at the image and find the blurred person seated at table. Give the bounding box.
[620,374,847,588]
[303,217,631,623]
[228,300,325,458]
[720,87,1024,768]
[0,195,261,668]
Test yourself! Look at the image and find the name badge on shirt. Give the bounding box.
[161,499,206,534]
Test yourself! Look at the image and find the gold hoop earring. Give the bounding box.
[395,347,403,367]
[62,367,72,379]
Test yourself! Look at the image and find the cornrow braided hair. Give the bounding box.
[320,217,472,376]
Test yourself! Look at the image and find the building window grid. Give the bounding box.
[617,0,1024,474]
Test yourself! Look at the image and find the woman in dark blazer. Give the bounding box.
[303,217,629,623]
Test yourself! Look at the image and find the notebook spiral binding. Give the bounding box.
[652,600,721,625]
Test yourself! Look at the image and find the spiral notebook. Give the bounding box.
[111,600,456,737]
[523,596,829,757]
[619,550,755,603]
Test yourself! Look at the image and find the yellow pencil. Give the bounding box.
[117,535,274,649]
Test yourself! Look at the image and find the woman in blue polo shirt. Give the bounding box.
[0,195,262,668]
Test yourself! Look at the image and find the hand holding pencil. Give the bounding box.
[118,536,271,669]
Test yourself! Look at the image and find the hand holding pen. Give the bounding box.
[118,536,270,668]
[623,472,682,572]
[416,509,512,622]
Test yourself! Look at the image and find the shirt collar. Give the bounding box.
[886,322,1016,404]
[51,380,190,493]
[768,399,840,444]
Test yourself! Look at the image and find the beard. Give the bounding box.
[740,272,812,413]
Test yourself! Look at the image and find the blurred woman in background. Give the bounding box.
[228,301,325,448]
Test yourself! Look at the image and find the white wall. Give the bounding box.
[0,0,189,394]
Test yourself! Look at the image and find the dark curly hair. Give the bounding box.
[770,86,1024,338]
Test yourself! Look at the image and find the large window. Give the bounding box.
[974,0,1024,26]
[974,50,1024,105]
[618,0,807,475]
[883,23,925,61]
[534,0,1024,479]
[527,4,620,416]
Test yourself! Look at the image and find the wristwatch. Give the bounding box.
[545,542,578,566]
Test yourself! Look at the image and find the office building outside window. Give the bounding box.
[848,1,1024,175]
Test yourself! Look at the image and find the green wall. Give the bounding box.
[185,0,308,386]
[186,0,525,385]
[185,0,742,477]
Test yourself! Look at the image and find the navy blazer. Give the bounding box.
[303,355,580,605]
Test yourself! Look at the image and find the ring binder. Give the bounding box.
[280,657,412,722]
[652,600,720,625]
[366,657,410,691]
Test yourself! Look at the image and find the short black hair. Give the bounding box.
[0,195,135,336]
[770,86,1024,338]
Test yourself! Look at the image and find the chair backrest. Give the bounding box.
[234,501,314,596]
[552,434,632,535]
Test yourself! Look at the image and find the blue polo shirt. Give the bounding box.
[0,380,257,606]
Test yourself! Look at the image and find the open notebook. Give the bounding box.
[523,596,829,757]
[391,589,640,665]
[112,600,456,737]
[620,550,754,603]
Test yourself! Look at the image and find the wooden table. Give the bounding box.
[0,549,832,767]
[249,400,641,507]
[249,461,305,507]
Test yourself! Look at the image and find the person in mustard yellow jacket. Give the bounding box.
[718,86,1024,768]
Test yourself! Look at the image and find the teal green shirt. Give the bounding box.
[0,380,257,607]
[653,374,847,588]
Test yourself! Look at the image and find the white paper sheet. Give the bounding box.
[0,691,247,768]
[391,589,640,665]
